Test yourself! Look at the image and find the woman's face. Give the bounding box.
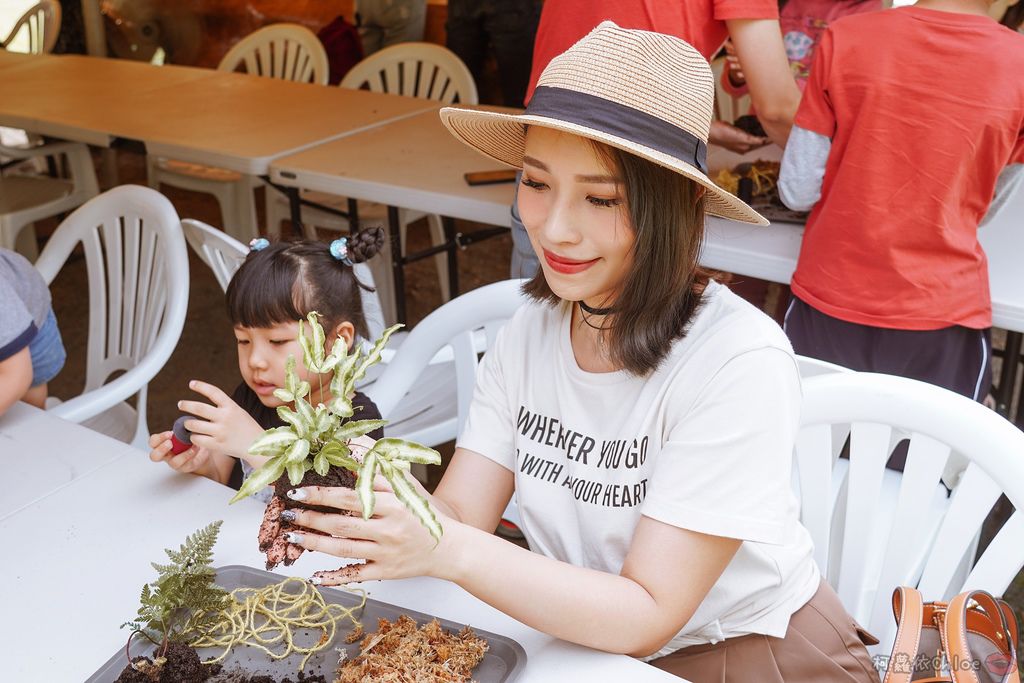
[517,127,635,305]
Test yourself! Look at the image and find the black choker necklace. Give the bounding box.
[578,300,613,316]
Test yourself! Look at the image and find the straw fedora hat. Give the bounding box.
[439,21,767,226]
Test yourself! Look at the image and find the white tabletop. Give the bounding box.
[0,402,130,520]
[269,108,518,227]
[0,409,679,682]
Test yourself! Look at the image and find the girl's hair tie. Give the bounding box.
[249,237,270,252]
[329,237,354,266]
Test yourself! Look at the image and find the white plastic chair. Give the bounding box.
[2,0,61,54]
[0,140,100,259]
[35,186,189,448]
[265,43,479,321]
[181,218,249,292]
[795,372,1024,655]
[147,24,328,242]
[364,279,527,476]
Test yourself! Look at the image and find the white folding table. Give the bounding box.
[0,408,682,682]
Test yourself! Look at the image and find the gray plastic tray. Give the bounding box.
[86,564,526,682]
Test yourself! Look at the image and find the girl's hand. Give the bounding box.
[148,431,216,475]
[281,482,462,586]
[177,380,264,461]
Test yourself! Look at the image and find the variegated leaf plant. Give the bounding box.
[229,312,444,541]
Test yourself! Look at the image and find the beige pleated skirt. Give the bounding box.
[649,580,881,682]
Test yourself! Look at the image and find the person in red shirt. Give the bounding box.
[779,0,1024,426]
[511,0,802,278]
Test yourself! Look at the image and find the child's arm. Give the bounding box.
[980,164,1024,227]
[0,346,34,417]
[779,125,832,211]
[726,18,801,146]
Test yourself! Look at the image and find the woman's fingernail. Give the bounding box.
[308,575,322,585]
[287,488,307,501]
[176,401,183,409]
[285,532,304,544]
[189,380,196,388]
[280,509,297,522]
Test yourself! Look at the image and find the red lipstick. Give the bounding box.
[543,249,599,275]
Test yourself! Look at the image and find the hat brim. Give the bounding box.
[439,106,769,226]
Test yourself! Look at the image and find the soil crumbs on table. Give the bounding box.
[336,615,488,683]
[208,670,327,683]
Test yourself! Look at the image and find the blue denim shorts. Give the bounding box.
[29,309,66,386]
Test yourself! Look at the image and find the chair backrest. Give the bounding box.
[795,372,1024,652]
[218,23,329,85]
[181,218,385,342]
[365,279,527,431]
[795,354,850,379]
[181,218,247,292]
[34,186,189,440]
[340,42,478,104]
[3,0,60,54]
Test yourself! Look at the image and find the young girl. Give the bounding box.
[148,230,387,495]
[274,24,878,682]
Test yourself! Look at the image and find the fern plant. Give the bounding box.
[229,313,444,541]
[121,521,228,657]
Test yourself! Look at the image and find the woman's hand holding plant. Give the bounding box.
[280,480,464,587]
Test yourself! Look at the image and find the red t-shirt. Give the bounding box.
[792,7,1024,330]
[524,0,779,105]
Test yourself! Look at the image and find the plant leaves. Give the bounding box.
[284,355,299,395]
[276,406,302,432]
[313,405,336,439]
[294,396,316,435]
[284,438,310,464]
[298,318,316,372]
[286,460,308,486]
[333,419,387,442]
[327,394,354,419]
[373,438,442,465]
[347,324,401,394]
[313,451,330,477]
[274,388,294,403]
[247,427,298,456]
[380,460,443,541]
[309,312,326,369]
[321,442,360,470]
[357,452,378,520]
[230,457,286,503]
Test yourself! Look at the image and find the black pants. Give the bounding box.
[445,0,541,106]
[784,296,992,470]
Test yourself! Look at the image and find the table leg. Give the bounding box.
[388,205,406,324]
[442,216,460,299]
[994,331,1021,417]
[347,198,360,233]
[287,187,304,236]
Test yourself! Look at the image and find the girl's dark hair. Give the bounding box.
[226,228,386,340]
[523,141,716,377]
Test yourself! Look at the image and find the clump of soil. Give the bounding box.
[336,615,488,683]
[260,467,357,570]
[115,642,219,683]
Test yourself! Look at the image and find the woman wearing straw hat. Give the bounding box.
[281,23,878,681]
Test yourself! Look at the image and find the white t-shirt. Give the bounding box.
[457,281,821,657]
